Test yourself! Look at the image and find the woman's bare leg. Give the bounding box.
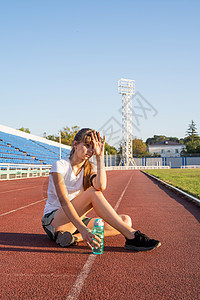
[51,187,135,239]
[73,214,132,242]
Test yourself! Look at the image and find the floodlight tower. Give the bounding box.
[118,78,136,166]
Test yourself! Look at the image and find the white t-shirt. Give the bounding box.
[43,158,85,215]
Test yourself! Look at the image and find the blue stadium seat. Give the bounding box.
[0,131,70,165]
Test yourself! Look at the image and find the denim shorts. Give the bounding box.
[41,210,92,241]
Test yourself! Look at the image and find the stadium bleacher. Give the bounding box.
[0,130,70,165]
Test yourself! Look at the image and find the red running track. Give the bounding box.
[0,171,199,299]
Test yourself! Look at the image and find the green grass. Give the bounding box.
[145,169,200,199]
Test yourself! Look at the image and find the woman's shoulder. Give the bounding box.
[51,158,70,174]
[59,158,70,165]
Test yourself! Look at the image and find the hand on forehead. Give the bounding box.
[84,131,99,143]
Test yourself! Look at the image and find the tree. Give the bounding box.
[117,139,149,157]
[146,135,179,145]
[18,127,31,134]
[46,126,80,146]
[146,135,166,145]
[46,134,57,141]
[132,138,148,157]
[185,140,200,154]
[182,121,200,155]
[185,120,199,143]
[60,125,80,146]
[104,142,117,155]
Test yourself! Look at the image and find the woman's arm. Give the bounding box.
[52,172,100,248]
[91,132,107,191]
[92,155,107,191]
[52,172,86,232]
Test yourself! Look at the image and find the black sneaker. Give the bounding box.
[56,231,78,247]
[124,230,161,251]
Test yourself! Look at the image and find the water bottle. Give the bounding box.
[92,218,104,254]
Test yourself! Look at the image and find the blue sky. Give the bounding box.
[0,0,199,147]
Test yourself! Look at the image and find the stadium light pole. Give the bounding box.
[118,78,136,166]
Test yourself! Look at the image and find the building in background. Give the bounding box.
[148,141,186,157]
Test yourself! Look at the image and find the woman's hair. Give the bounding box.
[69,128,95,191]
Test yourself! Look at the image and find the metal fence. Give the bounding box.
[1,156,200,180]
[0,164,51,180]
[96,155,200,168]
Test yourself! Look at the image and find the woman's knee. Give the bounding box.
[120,214,132,227]
[86,186,103,197]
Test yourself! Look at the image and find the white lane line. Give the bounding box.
[0,198,46,217]
[114,175,133,211]
[66,254,97,300]
[66,174,133,300]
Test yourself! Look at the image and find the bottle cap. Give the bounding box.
[94,218,104,226]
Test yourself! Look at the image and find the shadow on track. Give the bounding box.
[104,246,138,253]
[0,232,137,254]
[0,232,90,254]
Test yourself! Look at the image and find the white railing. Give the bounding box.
[105,165,170,171]
[0,162,172,181]
[181,165,200,169]
[0,163,52,180]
